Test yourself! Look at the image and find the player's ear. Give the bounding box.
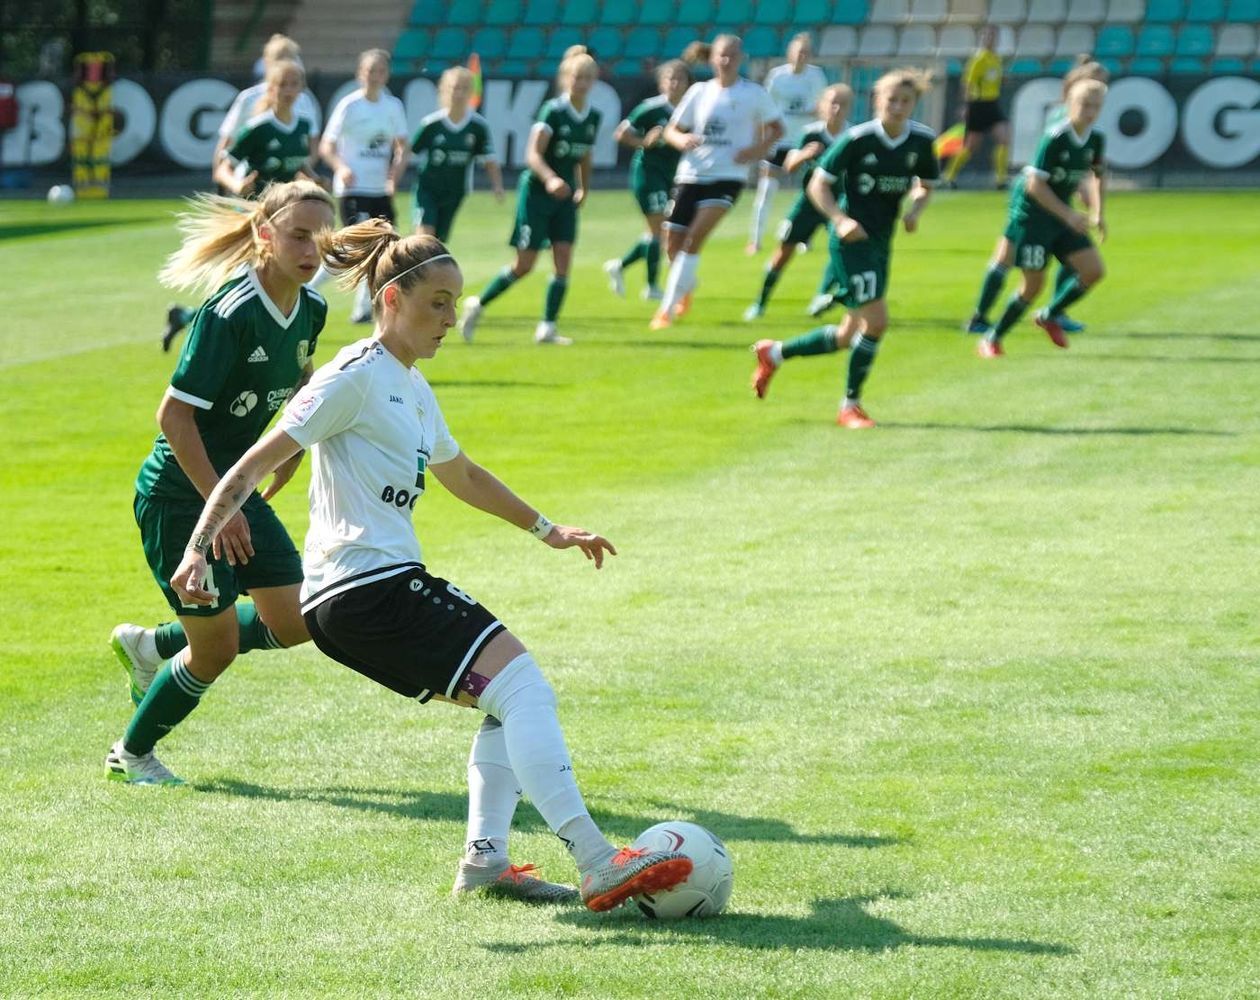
[382,285,398,312]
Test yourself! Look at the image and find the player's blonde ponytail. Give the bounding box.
[317,221,455,315]
[158,178,332,293]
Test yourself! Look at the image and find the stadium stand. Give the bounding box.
[381,0,1254,79]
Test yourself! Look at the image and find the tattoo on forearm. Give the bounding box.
[187,468,260,553]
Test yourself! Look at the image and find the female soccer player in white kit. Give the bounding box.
[169,222,694,912]
[651,35,784,330]
[747,33,829,255]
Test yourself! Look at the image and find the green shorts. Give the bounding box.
[632,179,671,216]
[413,186,465,243]
[509,180,577,251]
[1004,213,1093,271]
[776,195,827,247]
[135,491,303,617]
[828,232,891,307]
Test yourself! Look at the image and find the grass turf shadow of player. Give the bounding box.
[485,891,1074,956]
[194,779,904,849]
[869,421,1235,437]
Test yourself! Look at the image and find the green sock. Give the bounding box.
[1048,274,1087,316]
[544,276,568,322]
[480,267,517,306]
[1054,264,1075,297]
[756,267,783,309]
[620,239,648,269]
[782,325,838,359]
[974,264,1008,322]
[154,603,282,660]
[844,334,880,401]
[645,238,661,288]
[992,295,1031,340]
[123,655,211,756]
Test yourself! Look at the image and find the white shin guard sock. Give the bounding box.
[659,252,688,315]
[352,281,372,317]
[478,653,614,870]
[307,264,334,290]
[464,715,521,865]
[751,174,779,245]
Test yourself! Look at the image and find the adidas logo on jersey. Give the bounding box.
[268,138,281,150]
[247,346,269,363]
[862,153,879,166]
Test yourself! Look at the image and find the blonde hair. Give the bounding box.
[1067,77,1108,106]
[159,180,334,293]
[262,34,301,66]
[788,32,813,55]
[560,50,597,88]
[317,220,456,314]
[254,59,304,116]
[681,41,711,64]
[712,33,741,51]
[819,82,853,116]
[439,66,474,107]
[656,59,690,85]
[359,48,390,72]
[874,67,932,101]
[1062,56,1109,99]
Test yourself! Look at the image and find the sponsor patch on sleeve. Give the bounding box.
[285,389,323,426]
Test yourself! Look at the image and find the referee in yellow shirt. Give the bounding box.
[943,25,1010,188]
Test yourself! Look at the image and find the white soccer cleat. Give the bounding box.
[349,307,373,324]
[603,259,626,298]
[641,286,664,301]
[807,293,835,317]
[452,858,579,904]
[104,739,185,786]
[743,303,764,322]
[534,321,573,346]
[460,297,483,343]
[110,624,162,706]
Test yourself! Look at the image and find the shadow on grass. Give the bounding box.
[427,379,568,389]
[194,780,902,849]
[1082,352,1260,366]
[1113,331,1260,344]
[876,421,1233,437]
[0,217,162,241]
[485,892,1074,956]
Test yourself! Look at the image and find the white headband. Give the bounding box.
[374,253,456,301]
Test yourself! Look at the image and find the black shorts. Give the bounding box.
[303,564,506,704]
[762,146,791,169]
[965,100,1008,133]
[663,180,743,230]
[341,194,396,226]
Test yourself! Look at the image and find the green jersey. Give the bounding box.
[410,110,495,199]
[226,111,312,188]
[526,96,601,190]
[1010,119,1105,222]
[624,95,679,189]
[794,119,846,190]
[814,118,939,243]
[137,270,327,503]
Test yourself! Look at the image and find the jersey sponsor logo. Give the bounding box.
[389,394,404,404]
[379,484,420,510]
[229,390,258,417]
[247,345,269,363]
[906,152,918,168]
[267,387,294,412]
[267,138,281,150]
[285,389,322,425]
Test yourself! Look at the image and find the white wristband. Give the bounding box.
[529,514,554,539]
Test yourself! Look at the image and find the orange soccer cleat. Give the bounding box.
[751,340,780,399]
[836,403,876,429]
[977,338,1005,358]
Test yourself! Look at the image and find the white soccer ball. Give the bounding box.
[47,184,75,204]
[631,820,734,919]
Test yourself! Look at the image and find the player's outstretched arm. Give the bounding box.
[430,452,616,568]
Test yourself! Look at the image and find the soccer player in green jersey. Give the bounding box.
[743,83,852,321]
[105,180,334,785]
[411,66,504,243]
[975,78,1107,357]
[603,60,691,303]
[966,59,1109,337]
[750,69,938,429]
[460,50,601,346]
[212,59,317,198]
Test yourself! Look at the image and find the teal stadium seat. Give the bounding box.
[1098,56,1124,72]
[1169,56,1205,70]
[678,0,716,25]
[447,0,484,25]
[603,4,636,25]
[561,0,598,25]
[611,58,644,76]
[1224,0,1260,19]
[507,26,545,59]
[717,0,756,23]
[625,27,663,58]
[495,60,530,74]
[1095,24,1135,56]
[1143,0,1183,19]
[394,29,430,62]
[1175,24,1214,55]
[755,0,793,22]
[639,0,675,24]
[1047,57,1075,72]
[547,26,583,57]
[1185,0,1224,17]
[744,27,783,57]
[471,27,507,59]
[485,0,522,24]
[587,26,624,58]
[663,26,698,58]
[1008,57,1045,73]
[1128,56,1165,72]
[793,0,834,26]
[1135,24,1175,56]
[431,27,470,60]
[523,0,560,24]
[1209,57,1245,70]
[833,0,869,23]
[410,0,444,24]
[536,57,560,76]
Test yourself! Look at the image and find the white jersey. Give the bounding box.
[276,339,461,612]
[670,78,784,184]
[764,63,829,148]
[323,89,409,196]
[220,83,322,141]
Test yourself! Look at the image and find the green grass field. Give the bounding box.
[2,187,1258,998]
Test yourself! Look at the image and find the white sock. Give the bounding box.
[463,715,520,866]
[477,653,615,871]
[307,264,334,290]
[139,628,159,663]
[352,281,371,316]
[769,341,784,366]
[750,174,779,245]
[660,251,701,316]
